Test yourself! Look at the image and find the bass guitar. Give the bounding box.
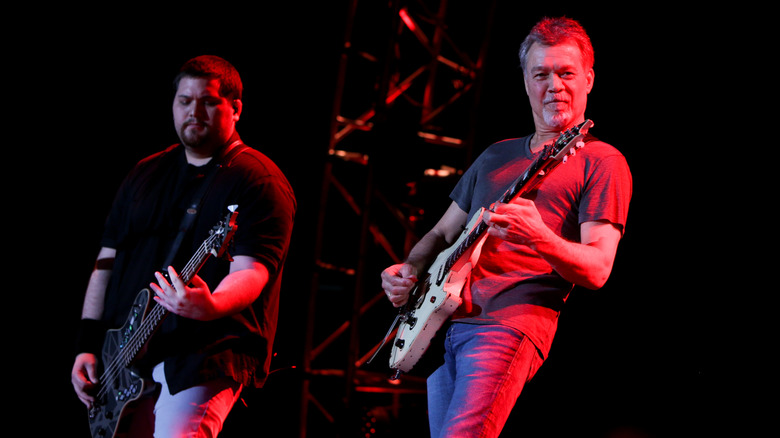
[87,205,239,438]
[388,120,593,376]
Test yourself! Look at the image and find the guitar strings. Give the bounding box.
[93,235,216,403]
[388,121,591,374]
[440,122,583,274]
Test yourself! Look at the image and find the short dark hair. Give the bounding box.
[518,17,594,73]
[174,55,243,100]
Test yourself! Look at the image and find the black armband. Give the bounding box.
[95,258,115,270]
[74,318,107,357]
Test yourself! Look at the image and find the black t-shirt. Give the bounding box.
[101,135,296,393]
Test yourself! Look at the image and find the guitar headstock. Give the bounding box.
[549,119,593,161]
[208,205,239,259]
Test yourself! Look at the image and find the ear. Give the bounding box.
[232,99,243,121]
[585,68,595,94]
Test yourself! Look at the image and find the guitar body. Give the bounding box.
[389,209,487,373]
[84,205,239,438]
[88,289,153,438]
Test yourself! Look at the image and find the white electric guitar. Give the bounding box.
[388,120,593,376]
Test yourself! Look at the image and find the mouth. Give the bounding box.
[544,100,569,111]
[183,122,207,132]
[184,118,206,127]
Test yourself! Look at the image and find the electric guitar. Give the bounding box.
[388,120,594,376]
[87,205,239,438]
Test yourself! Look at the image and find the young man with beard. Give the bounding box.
[71,55,296,437]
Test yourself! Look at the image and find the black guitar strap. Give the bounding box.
[161,141,248,271]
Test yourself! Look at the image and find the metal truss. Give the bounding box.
[299,1,495,436]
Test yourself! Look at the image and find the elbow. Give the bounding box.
[580,264,613,290]
[581,277,608,290]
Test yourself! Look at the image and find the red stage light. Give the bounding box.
[399,7,416,32]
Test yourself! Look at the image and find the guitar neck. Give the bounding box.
[439,120,592,277]
[177,237,216,284]
[439,145,548,275]
[115,236,217,367]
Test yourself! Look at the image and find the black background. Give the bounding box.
[11,2,759,437]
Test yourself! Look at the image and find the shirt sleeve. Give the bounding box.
[578,151,633,233]
[231,172,296,278]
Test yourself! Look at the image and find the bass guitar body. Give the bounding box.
[85,205,239,438]
[88,289,153,438]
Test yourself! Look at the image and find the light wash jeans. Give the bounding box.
[427,323,544,438]
[124,362,243,437]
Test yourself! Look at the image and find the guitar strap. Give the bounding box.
[161,140,248,271]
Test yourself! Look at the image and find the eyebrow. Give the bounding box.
[176,92,223,101]
[530,63,578,72]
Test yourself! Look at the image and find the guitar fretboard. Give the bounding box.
[438,120,591,281]
[96,231,221,398]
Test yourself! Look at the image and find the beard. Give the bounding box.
[180,128,206,147]
[542,107,573,131]
[178,122,216,149]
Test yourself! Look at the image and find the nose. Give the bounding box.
[548,73,564,92]
[188,100,207,119]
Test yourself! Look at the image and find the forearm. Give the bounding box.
[209,262,268,319]
[404,230,452,274]
[75,248,115,357]
[81,248,116,320]
[404,201,468,274]
[153,256,270,321]
[382,201,467,307]
[531,225,618,290]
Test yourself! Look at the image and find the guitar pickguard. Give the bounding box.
[389,211,487,372]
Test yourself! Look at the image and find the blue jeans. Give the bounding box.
[427,323,545,438]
